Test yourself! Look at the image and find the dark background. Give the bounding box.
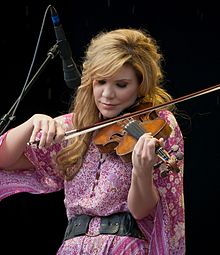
[0,1,219,254]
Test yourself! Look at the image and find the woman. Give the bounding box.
[0,28,185,254]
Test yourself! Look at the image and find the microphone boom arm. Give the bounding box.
[0,44,59,135]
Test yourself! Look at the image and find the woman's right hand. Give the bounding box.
[29,114,65,149]
[0,114,65,170]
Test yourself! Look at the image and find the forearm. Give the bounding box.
[127,168,159,220]
[0,119,33,168]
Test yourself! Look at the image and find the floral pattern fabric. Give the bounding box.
[0,110,185,254]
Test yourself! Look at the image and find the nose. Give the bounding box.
[102,83,115,99]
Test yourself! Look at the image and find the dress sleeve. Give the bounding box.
[0,113,73,201]
[138,110,185,255]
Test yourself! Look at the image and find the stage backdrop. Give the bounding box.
[0,1,219,254]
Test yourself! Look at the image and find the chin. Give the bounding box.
[102,114,115,119]
[101,111,119,119]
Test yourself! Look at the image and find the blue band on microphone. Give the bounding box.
[51,15,60,26]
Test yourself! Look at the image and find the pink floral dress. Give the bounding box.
[0,110,185,255]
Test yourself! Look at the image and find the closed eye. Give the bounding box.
[116,82,128,88]
[97,80,106,85]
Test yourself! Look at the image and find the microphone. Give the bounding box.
[50,6,81,89]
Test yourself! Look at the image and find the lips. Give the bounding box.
[102,102,115,106]
[101,103,116,110]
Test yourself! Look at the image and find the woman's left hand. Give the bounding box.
[132,133,163,177]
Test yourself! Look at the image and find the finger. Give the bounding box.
[158,137,164,147]
[133,133,146,157]
[142,135,156,160]
[29,121,42,144]
[53,123,65,143]
[38,119,51,148]
[46,120,57,145]
[133,134,151,163]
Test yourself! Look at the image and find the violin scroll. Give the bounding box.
[155,144,183,177]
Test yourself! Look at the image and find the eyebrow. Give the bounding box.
[114,78,132,82]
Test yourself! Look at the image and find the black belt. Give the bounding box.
[64,212,145,240]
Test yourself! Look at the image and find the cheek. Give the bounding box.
[93,86,99,102]
[121,89,138,104]
[93,87,103,111]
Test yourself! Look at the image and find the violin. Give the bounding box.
[92,101,181,177]
[30,83,220,176]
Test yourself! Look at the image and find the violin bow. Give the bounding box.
[64,83,220,140]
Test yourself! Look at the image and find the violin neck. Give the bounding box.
[123,119,180,176]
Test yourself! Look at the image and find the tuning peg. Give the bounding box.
[160,170,169,177]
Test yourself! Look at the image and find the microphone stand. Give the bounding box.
[0,44,59,135]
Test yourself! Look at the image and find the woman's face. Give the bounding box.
[93,64,139,119]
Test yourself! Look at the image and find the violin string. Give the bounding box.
[124,119,145,139]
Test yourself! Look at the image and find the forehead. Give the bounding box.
[107,64,137,80]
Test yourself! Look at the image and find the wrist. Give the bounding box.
[132,166,153,179]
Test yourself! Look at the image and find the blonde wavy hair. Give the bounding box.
[56,28,173,180]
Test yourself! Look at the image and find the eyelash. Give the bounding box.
[97,80,106,85]
[117,83,127,88]
[97,80,127,88]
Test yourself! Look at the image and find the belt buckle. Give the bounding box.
[85,217,100,237]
